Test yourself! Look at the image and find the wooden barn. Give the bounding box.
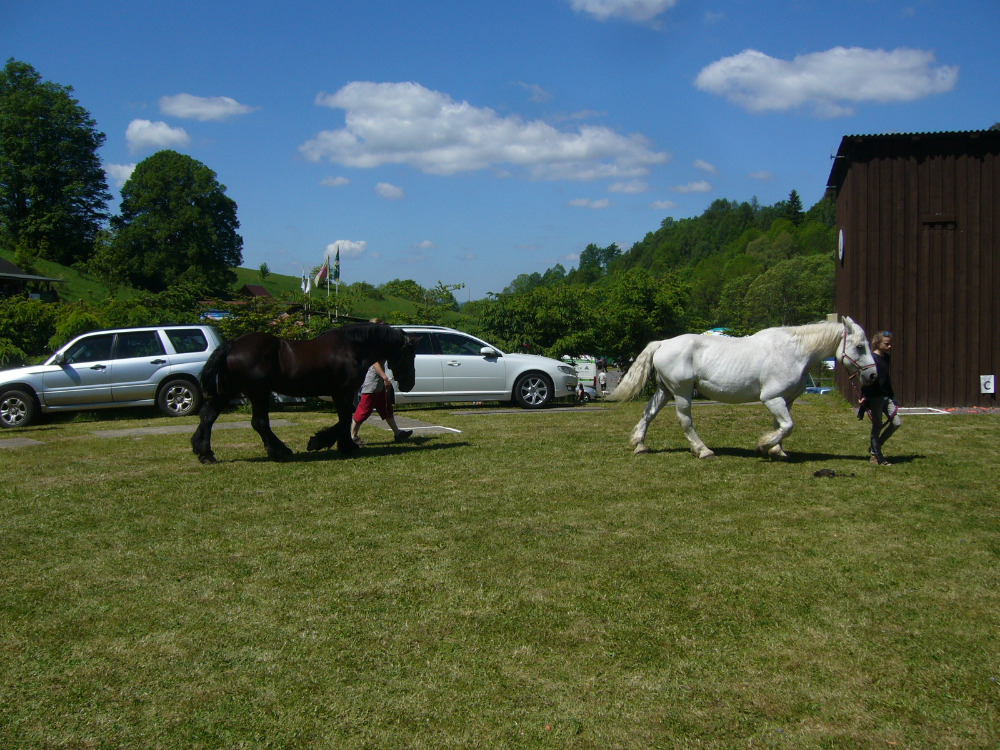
[827,129,1000,408]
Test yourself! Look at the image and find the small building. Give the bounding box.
[238,284,274,298]
[0,258,64,301]
[827,129,1000,407]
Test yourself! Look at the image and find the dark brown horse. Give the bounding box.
[191,322,418,463]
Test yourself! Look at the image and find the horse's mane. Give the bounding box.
[782,319,844,358]
[329,322,405,347]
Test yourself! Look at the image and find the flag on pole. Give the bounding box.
[333,246,341,283]
[314,258,329,286]
[301,267,310,294]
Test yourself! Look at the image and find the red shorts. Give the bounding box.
[353,391,393,423]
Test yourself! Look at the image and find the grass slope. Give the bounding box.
[1,250,457,324]
[2,396,998,748]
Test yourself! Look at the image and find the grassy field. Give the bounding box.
[2,395,998,748]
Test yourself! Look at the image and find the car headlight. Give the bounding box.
[557,365,575,375]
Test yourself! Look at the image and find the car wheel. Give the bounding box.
[581,392,591,403]
[1,389,37,428]
[513,372,553,409]
[157,379,202,417]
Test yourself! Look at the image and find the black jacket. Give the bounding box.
[861,352,894,401]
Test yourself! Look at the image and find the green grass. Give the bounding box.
[1,247,124,303]
[2,396,998,748]
[2,250,464,325]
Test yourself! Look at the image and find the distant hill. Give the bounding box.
[0,248,462,324]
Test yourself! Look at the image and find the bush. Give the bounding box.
[0,298,59,361]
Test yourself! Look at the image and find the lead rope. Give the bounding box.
[841,326,876,421]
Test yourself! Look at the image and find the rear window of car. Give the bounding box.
[166,329,209,354]
[408,331,436,355]
[116,331,165,359]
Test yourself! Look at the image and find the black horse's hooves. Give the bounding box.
[198,454,217,465]
[337,440,360,453]
[307,428,339,452]
[307,437,329,452]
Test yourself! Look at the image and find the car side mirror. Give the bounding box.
[54,352,67,365]
[480,346,500,357]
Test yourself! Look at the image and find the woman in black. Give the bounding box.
[861,330,901,465]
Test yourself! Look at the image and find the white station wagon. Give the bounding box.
[392,326,578,408]
[0,325,222,428]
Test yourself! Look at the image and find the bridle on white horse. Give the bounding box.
[841,325,880,420]
[840,325,877,381]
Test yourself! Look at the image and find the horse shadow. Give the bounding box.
[788,450,924,465]
[633,445,924,464]
[236,436,470,464]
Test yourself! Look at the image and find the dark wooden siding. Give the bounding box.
[832,131,1000,407]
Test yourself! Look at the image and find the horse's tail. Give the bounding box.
[609,340,662,401]
[199,339,234,398]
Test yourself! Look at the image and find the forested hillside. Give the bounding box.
[4,172,836,370]
[467,191,838,362]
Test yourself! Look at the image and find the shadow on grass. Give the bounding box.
[632,445,925,465]
[234,437,471,464]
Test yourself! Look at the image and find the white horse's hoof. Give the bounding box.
[633,444,649,455]
[766,445,789,460]
[697,450,716,459]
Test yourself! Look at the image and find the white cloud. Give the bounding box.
[651,199,678,210]
[608,180,648,193]
[695,47,958,117]
[126,119,190,154]
[301,81,668,181]
[321,176,349,187]
[568,198,611,209]
[670,180,712,193]
[414,240,436,249]
[748,170,774,181]
[694,159,718,175]
[326,240,366,260]
[375,182,405,200]
[104,162,136,186]
[570,0,679,23]
[159,93,256,121]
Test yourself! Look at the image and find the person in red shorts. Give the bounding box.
[349,321,413,445]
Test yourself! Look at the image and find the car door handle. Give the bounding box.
[89,364,107,370]
[446,361,462,367]
[150,359,167,364]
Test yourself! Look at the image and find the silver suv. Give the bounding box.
[0,325,222,428]
[393,325,578,408]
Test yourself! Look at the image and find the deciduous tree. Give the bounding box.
[100,150,242,295]
[0,59,110,264]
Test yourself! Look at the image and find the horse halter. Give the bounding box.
[840,326,877,380]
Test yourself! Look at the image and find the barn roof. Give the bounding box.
[238,284,274,298]
[0,258,64,283]
[827,128,1000,193]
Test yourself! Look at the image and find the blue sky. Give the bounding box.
[5,0,998,299]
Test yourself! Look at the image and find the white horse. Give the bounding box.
[610,317,877,459]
